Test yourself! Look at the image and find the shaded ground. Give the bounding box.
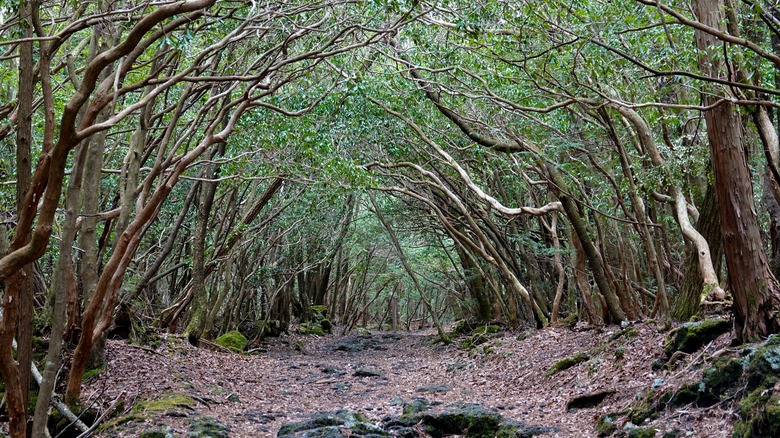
[79,322,735,437]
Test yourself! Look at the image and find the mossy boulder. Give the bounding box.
[188,416,229,437]
[215,331,247,352]
[139,428,172,438]
[663,318,730,357]
[277,410,387,437]
[472,324,501,335]
[744,334,780,388]
[546,352,590,376]
[627,428,657,438]
[413,402,554,437]
[298,322,326,336]
[623,334,780,437]
[101,392,195,433]
[596,414,619,437]
[696,357,745,406]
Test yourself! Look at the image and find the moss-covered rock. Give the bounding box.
[214,331,247,352]
[663,319,730,357]
[298,322,326,336]
[472,324,501,335]
[100,392,195,433]
[696,357,745,406]
[745,334,780,388]
[139,428,171,438]
[596,414,619,437]
[627,427,657,438]
[546,352,590,376]
[187,416,229,437]
[277,410,387,437]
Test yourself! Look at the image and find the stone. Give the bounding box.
[214,331,248,352]
[663,319,730,358]
[187,417,229,437]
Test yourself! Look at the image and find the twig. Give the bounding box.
[74,391,126,438]
[17,338,90,433]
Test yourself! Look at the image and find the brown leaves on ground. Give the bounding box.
[79,322,735,437]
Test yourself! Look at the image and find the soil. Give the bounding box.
[70,322,736,437]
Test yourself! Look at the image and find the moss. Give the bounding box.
[596,415,618,437]
[610,325,638,340]
[310,305,328,316]
[628,390,660,425]
[628,428,657,438]
[614,346,625,360]
[472,324,501,335]
[733,389,780,438]
[139,429,169,438]
[663,318,730,357]
[546,352,590,376]
[32,336,49,367]
[258,319,286,337]
[697,358,745,406]
[188,416,229,437]
[745,334,780,389]
[298,322,326,336]
[419,404,502,437]
[214,331,247,352]
[82,364,106,382]
[560,313,578,328]
[132,392,195,416]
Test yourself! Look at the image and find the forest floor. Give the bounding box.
[79,321,736,437]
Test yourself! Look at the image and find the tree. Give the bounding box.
[691,0,780,341]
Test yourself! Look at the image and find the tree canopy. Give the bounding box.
[2,0,780,435]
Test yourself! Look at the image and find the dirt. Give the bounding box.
[72,322,736,437]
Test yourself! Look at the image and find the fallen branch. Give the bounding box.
[13,338,90,434]
[74,391,125,438]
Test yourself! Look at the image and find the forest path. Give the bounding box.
[87,324,731,437]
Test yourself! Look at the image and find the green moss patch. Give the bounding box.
[663,318,730,357]
[546,352,590,376]
[214,331,247,352]
[100,392,196,433]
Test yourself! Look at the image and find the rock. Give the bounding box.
[139,428,172,438]
[187,417,229,437]
[214,331,248,352]
[353,368,382,378]
[596,414,619,437]
[546,352,590,376]
[663,319,730,357]
[298,323,325,336]
[627,427,657,438]
[319,365,346,376]
[332,336,386,353]
[416,384,451,394]
[277,410,388,437]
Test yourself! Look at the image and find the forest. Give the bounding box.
[2,0,780,436]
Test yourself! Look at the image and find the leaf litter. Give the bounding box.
[73,322,736,437]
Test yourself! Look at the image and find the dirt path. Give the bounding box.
[85,324,734,437]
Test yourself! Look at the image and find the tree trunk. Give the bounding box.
[673,183,721,320]
[693,0,780,341]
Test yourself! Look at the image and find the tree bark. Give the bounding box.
[693,0,780,341]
